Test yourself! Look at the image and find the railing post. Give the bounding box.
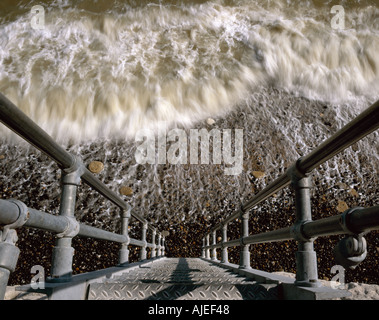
[201,238,206,258]
[162,236,165,256]
[118,208,130,265]
[157,233,162,257]
[239,211,251,269]
[221,224,229,264]
[0,230,19,300]
[49,158,82,282]
[0,200,28,300]
[211,230,218,261]
[151,229,157,259]
[289,163,320,287]
[205,234,210,259]
[139,222,148,261]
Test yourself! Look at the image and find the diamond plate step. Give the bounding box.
[86,258,280,300]
[112,272,248,282]
[107,277,253,284]
[88,283,279,300]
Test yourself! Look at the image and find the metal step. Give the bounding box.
[112,272,248,282]
[87,283,279,300]
[107,277,254,284]
[87,258,280,300]
[121,269,229,274]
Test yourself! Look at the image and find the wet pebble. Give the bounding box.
[88,161,104,173]
[119,186,133,196]
[336,200,349,213]
[252,171,265,179]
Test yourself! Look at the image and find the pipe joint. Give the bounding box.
[56,216,80,238]
[61,155,85,186]
[2,199,29,232]
[121,207,131,219]
[339,207,365,235]
[287,158,310,187]
[290,221,316,242]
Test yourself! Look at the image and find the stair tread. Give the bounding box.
[87,258,280,300]
[107,278,254,284]
[88,282,279,300]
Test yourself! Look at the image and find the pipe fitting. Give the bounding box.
[0,227,18,273]
[339,207,364,235]
[240,211,249,220]
[0,200,28,243]
[334,235,367,270]
[121,207,131,219]
[4,199,29,230]
[56,216,80,238]
[0,240,20,273]
[61,155,85,186]
[290,221,316,242]
[287,158,309,185]
[121,234,130,246]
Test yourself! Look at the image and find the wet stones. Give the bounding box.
[252,171,265,179]
[119,186,133,196]
[336,200,349,213]
[348,189,359,198]
[88,161,104,174]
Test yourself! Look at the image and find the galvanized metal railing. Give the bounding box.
[0,92,165,299]
[202,99,379,289]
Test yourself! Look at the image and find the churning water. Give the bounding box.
[0,0,378,229]
[1,0,379,142]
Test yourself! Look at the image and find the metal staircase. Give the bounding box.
[9,256,352,300]
[87,258,279,300]
[1,93,379,301]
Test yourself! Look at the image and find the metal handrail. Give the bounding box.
[202,99,379,288]
[0,199,156,245]
[0,92,150,227]
[204,206,379,249]
[212,99,379,229]
[0,92,164,299]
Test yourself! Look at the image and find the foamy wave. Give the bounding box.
[0,0,378,143]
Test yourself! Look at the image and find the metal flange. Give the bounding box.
[334,235,367,270]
